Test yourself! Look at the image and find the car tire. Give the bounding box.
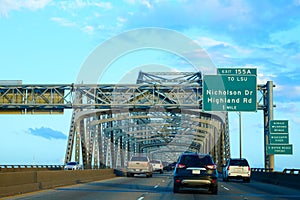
[210,185,218,195]
[209,185,218,194]
[243,178,250,183]
[223,175,228,182]
[126,173,132,177]
[173,184,180,193]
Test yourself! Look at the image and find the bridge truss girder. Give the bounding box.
[0,72,230,169]
[65,108,228,169]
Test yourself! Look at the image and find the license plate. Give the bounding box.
[192,170,201,174]
[234,168,242,172]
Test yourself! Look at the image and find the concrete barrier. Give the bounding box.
[0,169,116,198]
[251,171,300,190]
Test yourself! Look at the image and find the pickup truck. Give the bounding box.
[126,156,153,177]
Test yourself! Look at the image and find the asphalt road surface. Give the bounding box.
[4,171,300,200]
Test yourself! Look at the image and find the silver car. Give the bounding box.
[64,162,83,170]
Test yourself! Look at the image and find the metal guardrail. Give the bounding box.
[251,168,274,172]
[0,165,111,172]
[2,166,299,175]
[0,165,64,172]
[283,168,300,174]
[251,168,300,175]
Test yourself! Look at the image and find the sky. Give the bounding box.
[0,0,300,171]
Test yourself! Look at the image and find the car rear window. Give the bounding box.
[179,154,213,167]
[230,159,249,166]
[67,162,77,165]
[131,157,148,161]
[151,160,160,164]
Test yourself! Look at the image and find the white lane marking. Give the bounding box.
[137,192,148,200]
[221,184,230,191]
[223,186,230,191]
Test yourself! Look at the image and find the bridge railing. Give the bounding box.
[251,168,274,172]
[0,165,113,172]
[0,165,64,172]
[251,168,300,190]
[282,168,300,174]
[251,168,300,174]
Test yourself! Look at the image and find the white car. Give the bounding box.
[222,158,251,182]
[150,160,163,174]
[64,162,82,170]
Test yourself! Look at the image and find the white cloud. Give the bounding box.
[95,2,113,9]
[275,84,300,100]
[296,86,300,93]
[117,17,127,23]
[124,0,136,5]
[50,17,77,27]
[56,1,113,10]
[257,71,277,85]
[294,0,300,6]
[196,37,230,48]
[141,0,153,9]
[0,0,51,17]
[196,37,252,57]
[275,101,300,124]
[124,0,153,9]
[82,25,95,35]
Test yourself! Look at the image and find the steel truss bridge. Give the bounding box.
[0,71,271,169]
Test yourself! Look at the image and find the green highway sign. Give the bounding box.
[270,120,289,133]
[270,134,289,144]
[217,68,257,76]
[203,75,257,111]
[267,144,293,155]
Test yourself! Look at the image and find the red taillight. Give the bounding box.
[228,166,230,170]
[175,179,181,183]
[206,164,217,170]
[248,166,251,171]
[211,179,217,184]
[176,163,186,168]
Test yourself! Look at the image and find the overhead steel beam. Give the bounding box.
[0,72,230,170]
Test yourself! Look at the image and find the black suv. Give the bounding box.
[173,153,218,194]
